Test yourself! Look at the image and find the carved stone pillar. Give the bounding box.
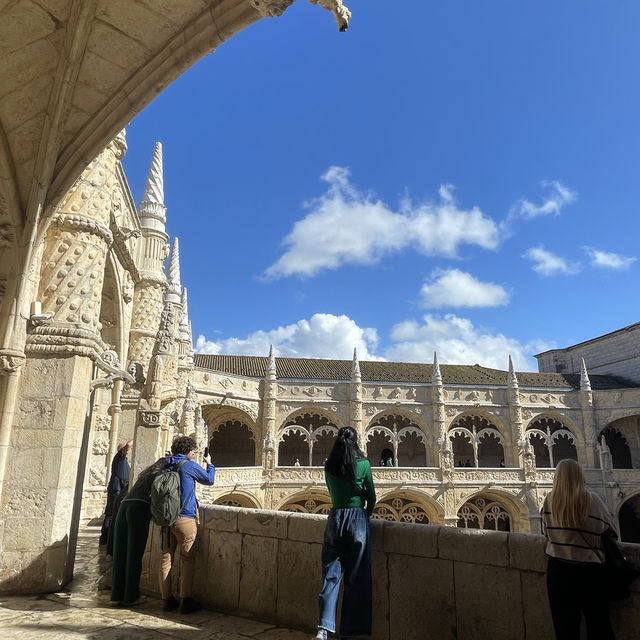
[580,360,596,468]
[262,346,277,468]
[431,353,446,456]
[131,405,162,481]
[350,348,363,443]
[0,140,123,592]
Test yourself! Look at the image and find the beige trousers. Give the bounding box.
[159,516,198,599]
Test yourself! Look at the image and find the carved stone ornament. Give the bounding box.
[139,409,161,427]
[0,349,26,373]
[308,0,352,31]
[249,0,295,17]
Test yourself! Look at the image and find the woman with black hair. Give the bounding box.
[110,457,166,607]
[314,426,376,640]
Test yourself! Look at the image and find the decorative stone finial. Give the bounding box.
[580,358,591,392]
[165,237,181,304]
[508,355,519,389]
[266,344,276,380]
[432,351,442,386]
[138,142,166,230]
[351,347,361,383]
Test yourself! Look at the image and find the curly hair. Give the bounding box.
[171,435,197,455]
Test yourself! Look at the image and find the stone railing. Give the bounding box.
[139,506,640,639]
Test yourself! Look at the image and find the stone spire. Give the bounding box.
[164,237,181,304]
[508,355,519,389]
[351,347,361,383]
[179,287,190,340]
[138,142,166,230]
[580,358,592,392]
[266,344,276,381]
[432,351,442,386]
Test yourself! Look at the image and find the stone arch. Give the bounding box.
[455,489,529,533]
[618,491,640,543]
[214,491,261,509]
[279,406,343,433]
[446,408,509,441]
[600,415,640,469]
[599,426,633,469]
[278,409,340,467]
[373,488,444,525]
[525,414,579,468]
[447,413,506,468]
[201,404,258,467]
[365,408,431,435]
[366,411,431,467]
[278,491,332,514]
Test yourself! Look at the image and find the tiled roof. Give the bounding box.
[193,354,636,390]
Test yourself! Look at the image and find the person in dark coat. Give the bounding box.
[100,439,132,546]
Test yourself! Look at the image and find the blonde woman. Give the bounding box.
[542,459,618,639]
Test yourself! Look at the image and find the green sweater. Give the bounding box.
[325,458,377,514]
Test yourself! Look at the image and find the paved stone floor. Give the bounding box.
[0,525,310,639]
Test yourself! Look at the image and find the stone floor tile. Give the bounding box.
[254,628,313,639]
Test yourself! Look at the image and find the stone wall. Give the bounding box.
[139,505,640,639]
[537,322,640,383]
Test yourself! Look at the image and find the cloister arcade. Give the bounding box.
[365,412,430,467]
[202,404,259,467]
[448,414,507,468]
[278,410,340,466]
[525,416,579,468]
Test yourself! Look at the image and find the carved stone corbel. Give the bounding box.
[0,349,26,374]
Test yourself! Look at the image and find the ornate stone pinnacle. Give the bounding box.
[432,351,442,386]
[109,128,128,159]
[138,142,166,229]
[351,347,361,383]
[266,344,276,380]
[165,237,181,304]
[508,355,519,389]
[179,287,190,340]
[580,358,592,392]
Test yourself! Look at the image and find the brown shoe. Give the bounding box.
[163,596,179,611]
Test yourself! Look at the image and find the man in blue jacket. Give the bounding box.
[100,439,132,546]
[159,435,215,613]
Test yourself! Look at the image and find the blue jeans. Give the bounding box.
[318,507,372,637]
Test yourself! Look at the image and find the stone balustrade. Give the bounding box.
[139,505,640,640]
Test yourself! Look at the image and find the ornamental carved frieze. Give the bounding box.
[26,325,106,359]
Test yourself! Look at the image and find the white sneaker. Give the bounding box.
[313,629,328,640]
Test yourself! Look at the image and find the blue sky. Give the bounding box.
[122,1,640,371]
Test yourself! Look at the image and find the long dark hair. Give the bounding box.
[325,426,365,480]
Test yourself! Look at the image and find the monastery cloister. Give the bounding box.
[1,2,640,637]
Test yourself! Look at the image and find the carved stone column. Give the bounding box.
[262,345,277,468]
[0,139,123,592]
[432,353,446,452]
[130,405,163,481]
[507,356,524,467]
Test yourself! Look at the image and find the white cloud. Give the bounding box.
[523,245,580,276]
[196,312,549,372]
[584,246,636,270]
[264,167,500,279]
[420,268,509,309]
[509,180,577,220]
[195,313,381,360]
[385,314,550,371]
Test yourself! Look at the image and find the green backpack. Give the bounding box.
[150,459,192,527]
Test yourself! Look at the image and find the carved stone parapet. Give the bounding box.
[136,271,168,287]
[26,324,106,359]
[138,409,161,427]
[52,214,113,245]
[0,349,26,373]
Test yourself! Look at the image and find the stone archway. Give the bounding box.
[618,493,640,543]
[214,492,261,509]
[448,415,505,468]
[201,404,259,467]
[278,411,339,466]
[279,492,333,514]
[525,416,578,468]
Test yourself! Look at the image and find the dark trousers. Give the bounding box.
[110,500,151,604]
[318,506,372,637]
[546,555,615,640]
[99,491,118,545]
